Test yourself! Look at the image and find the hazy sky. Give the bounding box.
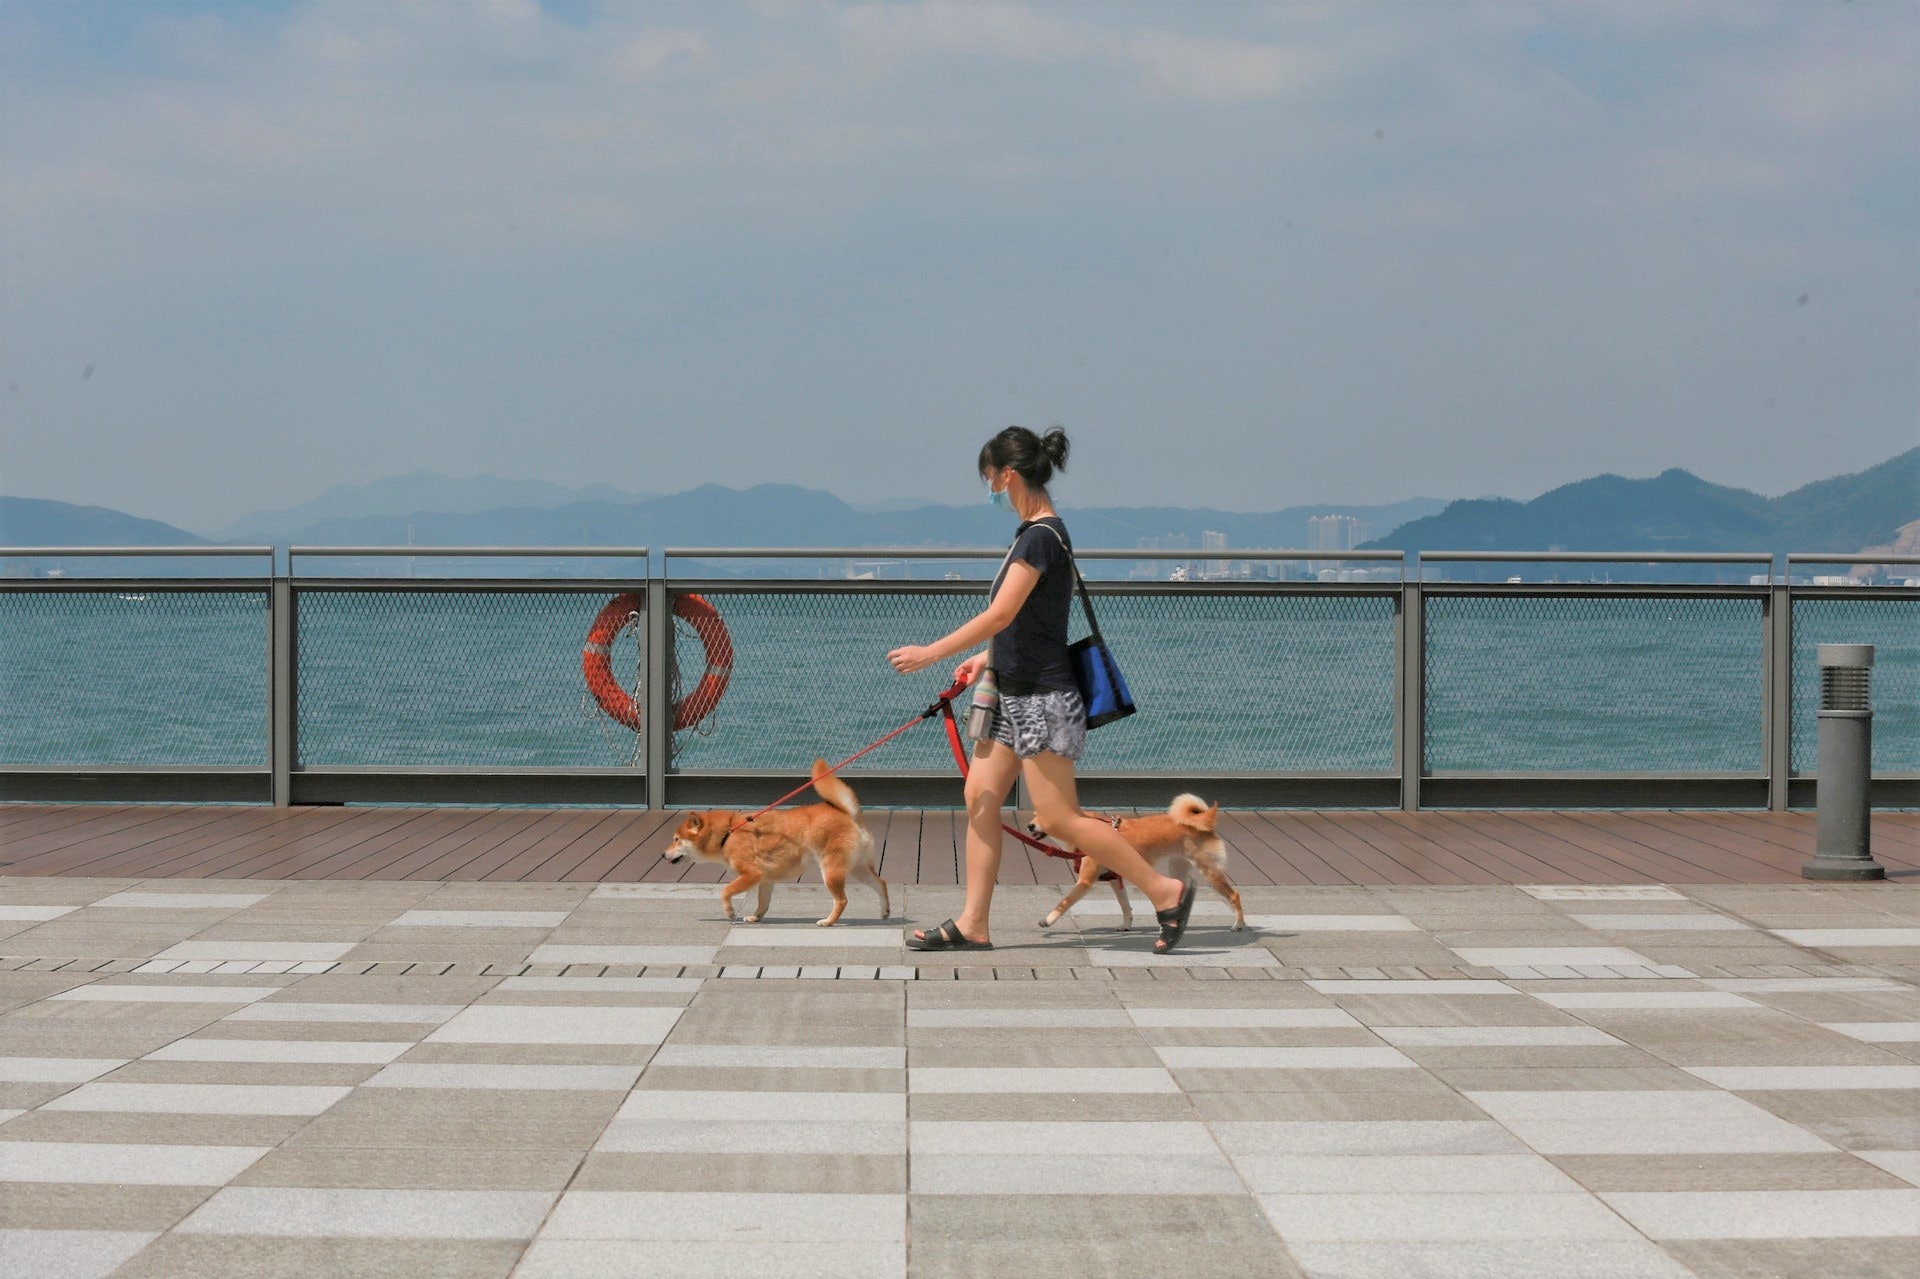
[2,1,1914,533]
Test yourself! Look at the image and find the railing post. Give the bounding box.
[645,576,670,811]
[1398,575,1424,812]
[270,566,294,808]
[1765,580,1793,811]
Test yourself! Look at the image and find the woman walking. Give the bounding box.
[887,426,1197,954]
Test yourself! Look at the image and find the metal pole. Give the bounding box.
[1801,643,1882,881]
[270,574,294,807]
[645,579,670,811]
[1398,579,1424,812]
[1764,582,1792,812]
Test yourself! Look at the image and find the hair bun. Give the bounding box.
[1041,427,1070,471]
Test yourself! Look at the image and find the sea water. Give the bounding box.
[2,588,1914,779]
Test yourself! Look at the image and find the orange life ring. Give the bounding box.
[582,593,733,732]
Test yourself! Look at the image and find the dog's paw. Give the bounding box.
[1231,920,1246,932]
[1039,914,1057,928]
[815,917,838,928]
[744,913,762,924]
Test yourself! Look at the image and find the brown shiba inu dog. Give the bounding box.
[1032,794,1244,932]
[663,760,888,927]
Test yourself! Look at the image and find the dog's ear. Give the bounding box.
[686,813,704,833]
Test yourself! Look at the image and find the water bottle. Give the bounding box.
[965,667,1000,742]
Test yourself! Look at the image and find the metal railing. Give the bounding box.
[2,546,1915,810]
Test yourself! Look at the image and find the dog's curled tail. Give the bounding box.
[1167,793,1219,832]
[810,759,860,818]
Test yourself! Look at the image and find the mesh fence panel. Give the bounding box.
[297,589,646,767]
[1424,593,1764,772]
[665,588,1397,772]
[0,589,267,766]
[1791,596,1920,773]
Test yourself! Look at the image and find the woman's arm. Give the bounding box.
[888,561,1040,674]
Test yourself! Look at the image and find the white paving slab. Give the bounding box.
[1372,1025,1621,1047]
[154,941,357,962]
[1569,914,1750,931]
[515,1239,904,1279]
[597,1119,906,1155]
[144,1039,411,1064]
[1309,980,1517,996]
[50,984,284,1004]
[425,1005,682,1045]
[1256,1192,1641,1242]
[1098,944,1280,968]
[1856,1151,1920,1186]
[1244,915,1421,932]
[1127,1007,1362,1028]
[721,927,902,948]
[91,892,267,910]
[365,1063,644,1090]
[589,884,718,898]
[1211,1121,1527,1157]
[909,1067,1179,1093]
[0,1141,271,1185]
[178,1187,557,1238]
[650,1045,903,1069]
[0,904,79,920]
[1463,1090,1835,1155]
[0,1229,158,1279]
[1532,991,1764,1010]
[1520,885,1686,900]
[1287,1239,1696,1279]
[615,1091,905,1123]
[0,1057,128,1082]
[529,945,719,965]
[225,1002,462,1023]
[915,1152,1244,1195]
[910,1121,1218,1156]
[1449,947,1653,967]
[1600,1189,1920,1239]
[1680,1065,1920,1090]
[41,1082,352,1116]
[908,1009,1132,1028]
[1155,1046,1417,1070]
[390,909,571,928]
[540,1190,906,1242]
[496,977,703,994]
[1771,928,1920,948]
[1823,1022,1920,1042]
[1234,1153,1582,1195]
[1705,978,1905,992]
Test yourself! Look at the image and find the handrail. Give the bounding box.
[666,547,1405,561]
[1785,553,1920,565]
[1418,551,1774,562]
[0,545,273,556]
[289,546,650,558]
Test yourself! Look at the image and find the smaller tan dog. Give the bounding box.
[663,759,887,927]
[1032,794,1244,932]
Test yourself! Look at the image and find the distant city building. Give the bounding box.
[1308,514,1370,552]
[1201,530,1229,579]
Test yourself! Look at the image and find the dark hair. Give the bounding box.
[978,425,1070,490]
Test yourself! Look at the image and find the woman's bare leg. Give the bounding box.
[914,738,1020,945]
[1023,752,1185,915]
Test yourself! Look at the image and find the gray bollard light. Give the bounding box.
[1801,643,1884,881]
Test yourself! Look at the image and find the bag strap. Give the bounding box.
[1029,520,1107,643]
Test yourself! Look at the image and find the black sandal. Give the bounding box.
[1153,878,1198,954]
[906,918,994,951]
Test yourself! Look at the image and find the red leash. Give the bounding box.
[727,680,1096,875]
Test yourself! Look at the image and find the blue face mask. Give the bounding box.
[987,484,1013,513]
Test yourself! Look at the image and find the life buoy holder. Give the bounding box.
[582,593,733,732]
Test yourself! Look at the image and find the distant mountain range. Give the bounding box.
[4,450,1914,575]
[1363,449,1917,560]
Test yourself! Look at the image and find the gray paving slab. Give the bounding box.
[1286,1239,1696,1279]
[0,1228,158,1279]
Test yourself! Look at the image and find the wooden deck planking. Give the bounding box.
[5,803,1918,886]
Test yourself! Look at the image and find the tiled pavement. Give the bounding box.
[1,877,1918,1277]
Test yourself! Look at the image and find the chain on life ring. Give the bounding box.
[582,592,733,732]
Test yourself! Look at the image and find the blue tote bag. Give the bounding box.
[1034,524,1137,729]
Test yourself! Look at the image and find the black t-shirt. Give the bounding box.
[988,517,1077,694]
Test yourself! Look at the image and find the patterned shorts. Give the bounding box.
[990,687,1087,761]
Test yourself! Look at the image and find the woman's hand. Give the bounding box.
[888,644,937,674]
[953,651,989,686]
